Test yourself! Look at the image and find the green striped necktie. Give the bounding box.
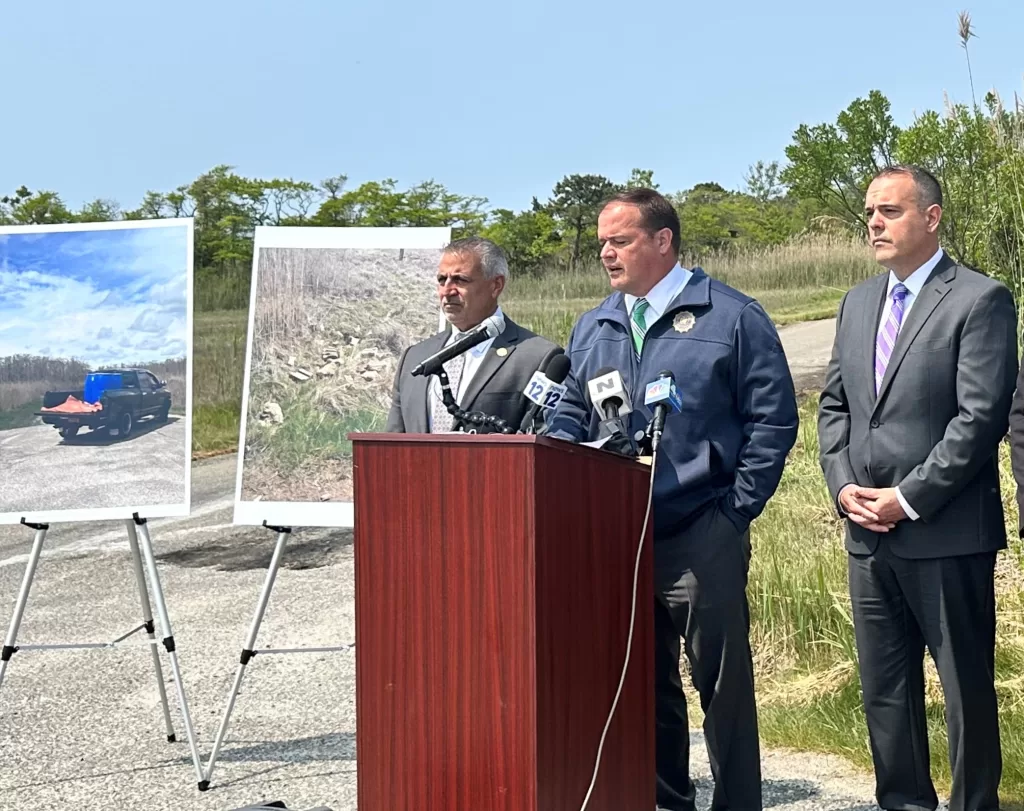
[631,297,650,357]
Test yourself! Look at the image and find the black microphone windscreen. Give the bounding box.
[545,354,571,384]
[657,369,675,380]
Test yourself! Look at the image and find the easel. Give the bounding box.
[0,512,205,788]
[200,520,355,790]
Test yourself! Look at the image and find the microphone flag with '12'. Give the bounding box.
[518,353,571,434]
[644,369,682,452]
[410,313,504,377]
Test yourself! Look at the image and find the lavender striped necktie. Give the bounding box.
[875,283,908,394]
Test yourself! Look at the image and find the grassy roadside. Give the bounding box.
[738,395,1024,806]
[191,309,248,456]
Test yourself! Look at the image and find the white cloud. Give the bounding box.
[0,272,186,366]
[130,308,178,334]
[0,225,189,367]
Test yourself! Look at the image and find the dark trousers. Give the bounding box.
[848,542,1001,811]
[654,499,762,811]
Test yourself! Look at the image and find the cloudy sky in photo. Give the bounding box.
[0,224,188,366]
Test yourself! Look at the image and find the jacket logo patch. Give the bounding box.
[673,311,696,333]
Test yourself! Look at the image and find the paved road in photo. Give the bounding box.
[0,415,188,516]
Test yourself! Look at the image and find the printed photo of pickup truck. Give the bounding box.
[36,369,172,440]
[0,218,191,524]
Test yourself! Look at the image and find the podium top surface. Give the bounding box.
[348,431,651,472]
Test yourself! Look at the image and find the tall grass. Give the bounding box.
[191,309,248,455]
[748,396,1024,803]
[503,233,879,346]
[238,246,440,500]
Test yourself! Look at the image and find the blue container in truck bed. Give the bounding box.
[83,372,122,404]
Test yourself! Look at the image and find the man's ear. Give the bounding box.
[493,275,506,297]
[658,227,673,255]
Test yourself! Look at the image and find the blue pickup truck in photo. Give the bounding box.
[35,368,172,441]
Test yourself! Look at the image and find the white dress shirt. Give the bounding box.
[624,262,693,325]
[866,246,945,521]
[875,246,944,348]
[426,307,505,431]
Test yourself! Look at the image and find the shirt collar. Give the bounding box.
[624,263,692,321]
[887,247,943,298]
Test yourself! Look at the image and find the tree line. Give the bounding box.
[3,15,1021,309]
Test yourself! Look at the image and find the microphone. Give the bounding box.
[643,369,682,452]
[518,353,571,434]
[586,367,634,446]
[411,313,504,377]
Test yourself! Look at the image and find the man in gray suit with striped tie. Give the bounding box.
[385,236,562,434]
[817,165,1017,811]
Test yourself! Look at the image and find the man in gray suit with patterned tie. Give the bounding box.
[385,236,562,434]
[818,165,1017,811]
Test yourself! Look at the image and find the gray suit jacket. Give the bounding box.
[817,251,1018,558]
[385,316,563,434]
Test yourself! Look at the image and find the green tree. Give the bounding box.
[547,173,620,271]
[780,90,901,229]
[0,186,74,224]
[896,103,999,271]
[480,208,562,276]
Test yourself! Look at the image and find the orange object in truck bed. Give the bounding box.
[39,395,103,414]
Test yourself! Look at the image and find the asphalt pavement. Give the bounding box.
[0,451,359,811]
[0,415,188,518]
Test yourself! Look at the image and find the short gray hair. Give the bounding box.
[443,236,508,280]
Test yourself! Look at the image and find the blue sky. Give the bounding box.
[0,224,188,366]
[0,1,1021,214]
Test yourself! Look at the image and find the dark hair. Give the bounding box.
[873,164,943,210]
[601,187,681,255]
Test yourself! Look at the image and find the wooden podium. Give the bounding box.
[350,433,655,811]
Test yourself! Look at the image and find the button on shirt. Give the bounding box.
[427,307,505,431]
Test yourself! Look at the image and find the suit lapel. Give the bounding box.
[871,254,956,413]
[411,330,449,432]
[461,320,521,410]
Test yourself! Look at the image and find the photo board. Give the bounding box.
[233,226,450,527]
[0,218,193,524]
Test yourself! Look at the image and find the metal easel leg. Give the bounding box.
[132,513,205,788]
[200,523,291,790]
[124,519,176,742]
[0,520,48,693]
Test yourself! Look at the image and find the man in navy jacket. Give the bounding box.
[546,188,799,811]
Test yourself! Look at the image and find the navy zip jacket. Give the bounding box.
[546,267,799,539]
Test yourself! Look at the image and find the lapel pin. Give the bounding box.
[496,347,508,357]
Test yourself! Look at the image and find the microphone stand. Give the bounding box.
[435,368,515,434]
[633,421,654,456]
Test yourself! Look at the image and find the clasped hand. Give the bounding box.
[838,485,907,532]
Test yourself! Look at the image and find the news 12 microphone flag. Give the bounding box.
[232,226,451,528]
